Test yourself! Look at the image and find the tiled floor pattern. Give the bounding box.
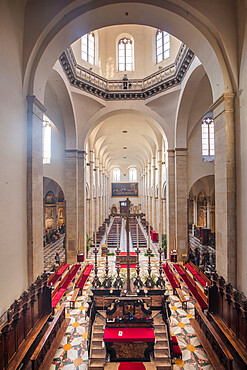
[44,235,66,271]
[50,253,213,369]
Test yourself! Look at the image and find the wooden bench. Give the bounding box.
[208,311,247,367]
[190,304,233,370]
[30,304,69,370]
[0,273,52,370]
[175,288,187,309]
[69,288,80,309]
[47,261,65,285]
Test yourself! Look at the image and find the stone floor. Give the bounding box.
[48,246,213,369]
[44,235,65,271]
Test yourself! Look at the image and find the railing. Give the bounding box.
[67,43,186,92]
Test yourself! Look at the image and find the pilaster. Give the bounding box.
[175,148,188,259]
[27,96,46,285]
[211,93,236,285]
[166,149,175,256]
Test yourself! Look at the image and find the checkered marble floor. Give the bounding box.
[50,254,213,369]
[44,236,65,271]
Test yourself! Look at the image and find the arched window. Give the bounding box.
[129,168,137,182]
[118,38,133,71]
[156,30,170,63]
[43,114,51,164]
[81,32,95,64]
[202,113,214,161]
[113,168,120,182]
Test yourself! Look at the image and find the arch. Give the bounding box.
[175,61,213,148]
[23,0,236,106]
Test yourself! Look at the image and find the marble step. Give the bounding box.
[91,340,103,349]
[88,359,105,370]
[92,332,104,340]
[154,348,169,358]
[155,341,169,350]
[155,359,172,370]
[155,333,168,342]
[155,325,167,334]
[91,348,106,359]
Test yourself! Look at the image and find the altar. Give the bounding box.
[118,252,137,266]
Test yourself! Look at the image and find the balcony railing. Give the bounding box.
[60,44,194,100]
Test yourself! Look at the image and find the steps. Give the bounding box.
[88,317,106,370]
[153,314,172,370]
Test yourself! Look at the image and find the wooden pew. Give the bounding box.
[190,304,233,370]
[175,288,187,310]
[177,263,208,310]
[0,273,52,370]
[208,311,247,367]
[47,261,65,285]
[51,270,69,298]
[187,261,211,286]
[30,304,69,370]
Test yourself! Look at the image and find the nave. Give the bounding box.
[40,215,214,369]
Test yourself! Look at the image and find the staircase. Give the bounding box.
[153,314,172,370]
[88,314,106,370]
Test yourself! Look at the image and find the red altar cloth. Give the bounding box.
[103,327,155,343]
[119,252,137,256]
[151,231,158,242]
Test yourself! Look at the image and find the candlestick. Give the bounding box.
[145,222,154,288]
[103,223,112,288]
[92,224,101,287]
[114,223,122,288]
[134,222,143,288]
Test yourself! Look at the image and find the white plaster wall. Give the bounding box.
[0,1,27,316]
[71,25,181,80]
[187,75,214,192]
[43,82,66,192]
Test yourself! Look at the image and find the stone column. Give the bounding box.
[94,158,99,229]
[89,150,94,238]
[148,162,152,226]
[175,148,188,260]
[152,157,156,230]
[157,150,163,234]
[78,150,86,256]
[207,196,211,229]
[27,96,45,285]
[211,94,236,285]
[166,149,175,256]
[102,167,105,221]
[65,149,78,263]
[193,196,197,226]
[99,162,102,225]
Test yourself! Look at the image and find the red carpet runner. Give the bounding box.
[173,264,208,309]
[119,363,146,370]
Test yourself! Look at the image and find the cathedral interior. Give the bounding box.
[1,1,247,369]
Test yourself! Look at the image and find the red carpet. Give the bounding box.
[52,264,80,308]
[119,264,137,268]
[185,264,206,287]
[173,264,208,309]
[162,263,179,289]
[119,363,146,370]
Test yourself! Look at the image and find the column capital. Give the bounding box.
[210,93,235,118]
[27,95,46,114]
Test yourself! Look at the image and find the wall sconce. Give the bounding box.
[86,162,90,166]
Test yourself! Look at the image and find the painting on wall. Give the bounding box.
[111,183,138,197]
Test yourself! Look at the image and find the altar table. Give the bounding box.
[103,327,155,343]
